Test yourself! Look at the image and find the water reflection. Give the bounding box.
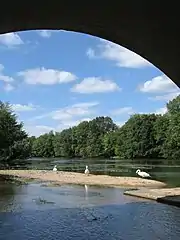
[84,184,88,201]
[0,181,180,239]
[0,178,19,212]
[2,157,180,187]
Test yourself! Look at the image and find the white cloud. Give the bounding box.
[17,67,77,85]
[11,103,38,112]
[71,102,98,108]
[25,125,55,137]
[51,102,98,120]
[0,75,14,82]
[139,107,168,115]
[25,117,92,137]
[87,39,151,68]
[111,107,134,116]
[24,102,96,136]
[115,121,126,127]
[0,64,14,83]
[29,102,98,133]
[149,92,180,101]
[0,64,15,91]
[0,32,24,47]
[37,30,59,38]
[4,83,14,92]
[155,107,167,115]
[71,77,121,94]
[139,74,179,93]
[38,30,52,38]
[58,118,92,129]
[86,48,95,58]
[0,64,4,71]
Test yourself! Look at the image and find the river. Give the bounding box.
[10,157,180,187]
[0,158,180,239]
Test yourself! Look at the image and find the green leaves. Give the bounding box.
[31,117,118,159]
[30,94,180,162]
[0,101,30,164]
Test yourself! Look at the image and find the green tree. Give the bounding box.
[29,94,180,161]
[32,131,55,157]
[103,131,117,157]
[163,95,180,159]
[115,114,158,160]
[0,101,30,163]
[53,128,74,157]
[153,114,169,158]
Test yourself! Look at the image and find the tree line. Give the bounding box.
[30,95,180,162]
[0,95,179,166]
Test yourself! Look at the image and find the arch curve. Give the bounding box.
[1,2,180,87]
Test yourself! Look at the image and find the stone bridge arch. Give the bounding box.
[0,2,179,86]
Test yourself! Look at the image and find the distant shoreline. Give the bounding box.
[0,170,166,188]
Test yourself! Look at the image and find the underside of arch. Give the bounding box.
[0,2,179,87]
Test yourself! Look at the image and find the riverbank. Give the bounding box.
[124,188,180,207]
[0,169,166,188]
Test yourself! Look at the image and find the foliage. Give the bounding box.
[0,101,31,164]
[0,95,180,164]
[31,131,55,157]
[162,96,180,159]
[30,95,180,161]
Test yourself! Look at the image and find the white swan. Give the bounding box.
[136,169,150,178]
[53,165,57,172]
[84,165,89,175]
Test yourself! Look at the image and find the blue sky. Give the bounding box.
[0,30,179,136]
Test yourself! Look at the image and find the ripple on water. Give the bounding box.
[0,182,180,239]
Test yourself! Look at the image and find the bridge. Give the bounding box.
[0,2,179,87]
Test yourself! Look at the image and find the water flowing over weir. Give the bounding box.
[0,180,180,240]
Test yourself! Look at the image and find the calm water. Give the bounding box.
[9,157,180,187]
[0,179,180,240]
